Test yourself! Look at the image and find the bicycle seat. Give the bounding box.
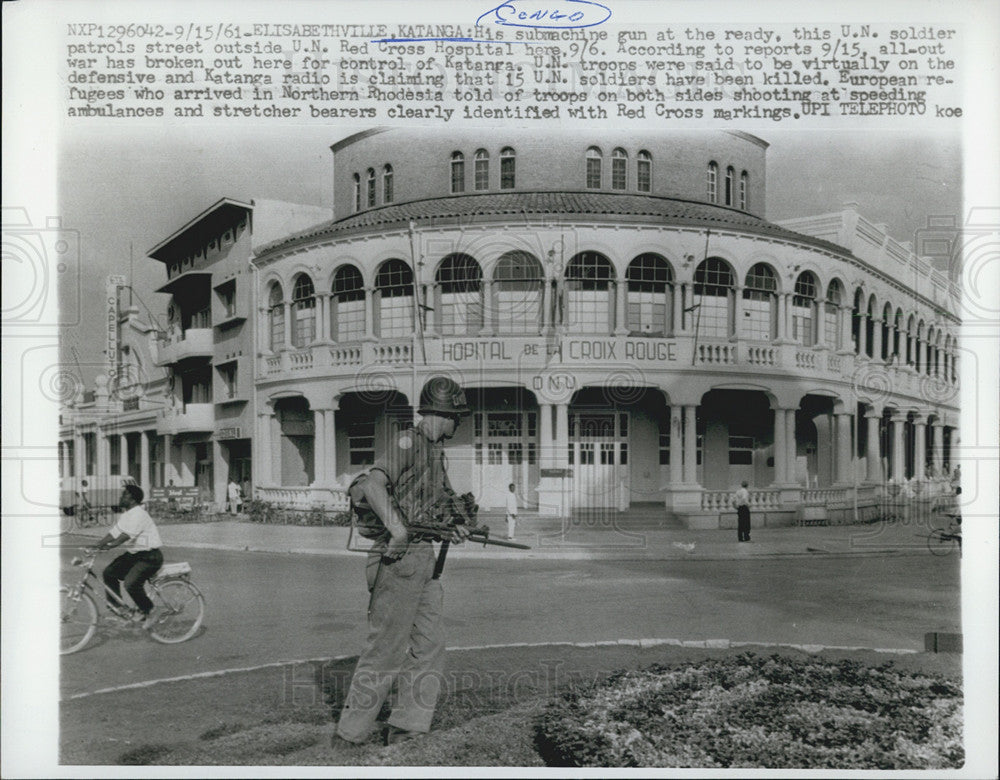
[156,562,192,579]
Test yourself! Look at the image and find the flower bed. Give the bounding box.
[534,653,963,769]
[244,499,352,527]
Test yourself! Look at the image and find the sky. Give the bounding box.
[56,125,962,387]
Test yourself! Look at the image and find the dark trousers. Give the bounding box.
[737,506,751,541]
[103,549,163,615]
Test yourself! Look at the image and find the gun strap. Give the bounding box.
[432,540,450,580]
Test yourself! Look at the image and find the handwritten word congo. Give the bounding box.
[477,0,612,30]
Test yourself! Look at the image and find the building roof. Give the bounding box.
[254,191,851,259]
[148,198,252,263]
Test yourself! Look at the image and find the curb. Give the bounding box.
[62,638,919,702]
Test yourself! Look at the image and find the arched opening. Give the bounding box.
[693,257,735,339]
[611,148,628,190]
[493,251,544,335]
[825,279,843,350]
[450,152,465,194]
[375,259,414,338]
[637,150,652,192]
[332,265,365,342]
[267,282,284,351]
[564,251,616,334]
[743,263,778,341]
[586,146,602,189]
[290,274,316,348]
[792,271,818,346]
[275,397,314,486]
[435,253,483,334]
[626,253,673,336]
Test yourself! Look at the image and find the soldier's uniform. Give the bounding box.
[336,423,453,743]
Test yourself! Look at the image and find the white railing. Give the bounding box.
[827,353,842,372]
[795,350,817,369]
[695,342,736,364]
[265,355,281,375]
[801,488,848,505]
[330,346,363,366]
[288,349,314,370]
[746,345,777,365]
[700,488,782,511]
[373,342,412,364]
[255,485,349,511]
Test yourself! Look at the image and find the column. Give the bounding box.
[539,402,552,468]
[74,432,86,480]
[364,287,376,340]
[773,408,787,485]
[815,301,826,349]
[212,439,226,508]
[865,411,881,483]
[163,433,176,484]
[96,429,109,489]
[834,412,853,485]
[282,302,292,348]
[614,279,628,335]
[839,305,852,352]
[139,430,150,490]
[872,315,883,361]
[670,284,680,335]
[312,408,326,484]
[554,403,569,466]
[326,405,339,485]
[669,405,683,485]
[540,277,552,334]
[317,294,330,341]
[62,441,72,482]
[683,405,697,485]
[785,409,797,484]
[913,417,927,480]
[119,433,128,480]
[479,279,494,336]
[890,414,905,482]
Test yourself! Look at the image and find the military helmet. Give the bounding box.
[418,376,470,416]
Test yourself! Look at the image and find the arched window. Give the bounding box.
[366,168,376,208]
[586,146,602,189]
[865,296,877,358]
[564,252,615,333]
[268,283,284,351]
[375,259,414,338]
[493,251,543,335]
[500,147,515,189]
[693,258,735,339]
[383,164,394,203]
[740,171,748,210]
[925,326,936,376]
[291,274,316,348]
[436,254,483,334]
[881,303,893,361]
[851,289,864,354]
[352,173,361,212]
[792,271,818,346]
[637,150,652,192]
[893,309,903,362]
[906,315,915,365]
[825,280,843,350]
[611,148,628,190]
[332,265,365,342]
[707,161,718,203]
[725,166,735,206]
[474,149,489,190]
[743,263,778,341]
[915,320,925,371]
[626,254,672,335]
[450,152,465,194]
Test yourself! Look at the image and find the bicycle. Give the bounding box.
[926,514,962,557]
[60,548,205,654]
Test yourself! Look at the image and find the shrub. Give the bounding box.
[533,653,963,769]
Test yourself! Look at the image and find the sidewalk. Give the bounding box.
[160,511,940,561]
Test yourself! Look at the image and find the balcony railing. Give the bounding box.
[255,485,349,511]
[701,488,782,512]
[157,402,214,435]
[154,328,213,366]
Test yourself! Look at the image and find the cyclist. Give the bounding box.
[91,484,164,629]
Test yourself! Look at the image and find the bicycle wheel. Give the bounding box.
[927,528,956,557]
[148,579,205,644]
[60,587,98,654]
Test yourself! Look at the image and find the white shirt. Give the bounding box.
[505,491,518,515]
[733,487,751,508]
[112,505,162,551]
[228,482,241,500]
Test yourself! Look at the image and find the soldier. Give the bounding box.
[333,376,472,748]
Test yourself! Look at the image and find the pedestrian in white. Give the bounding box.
[227,479,242,514]
[505,483,518,540]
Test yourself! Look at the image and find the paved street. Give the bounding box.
[60,538,960,699]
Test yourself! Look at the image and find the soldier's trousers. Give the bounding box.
[337,542,445,741]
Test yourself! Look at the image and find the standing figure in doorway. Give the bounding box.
[733,480,751,542]
[505,483,519,540]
